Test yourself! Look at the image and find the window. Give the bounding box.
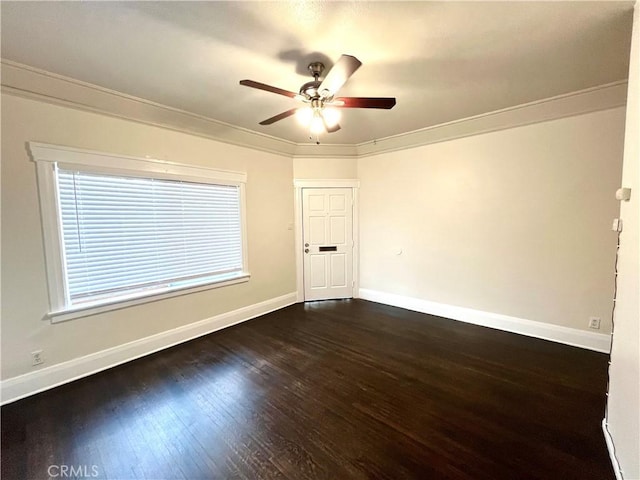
[30,143,249,322]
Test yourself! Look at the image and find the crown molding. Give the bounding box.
[1,59,628,159]
[356,80,628,157]
[0,59,297,157]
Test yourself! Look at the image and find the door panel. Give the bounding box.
[330,253,347,287]
[309,255,327,288]
[309,216,326,244]
[329,216,346,244]
[329,194,346,211]
[308,194,325,211]
[303,188,353,301]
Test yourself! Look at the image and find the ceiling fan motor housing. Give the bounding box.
[301,62,335,101]
[300,80,322,99]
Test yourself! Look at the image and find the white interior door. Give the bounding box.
[303,188,354,301]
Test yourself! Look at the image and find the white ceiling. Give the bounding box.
[1,1,634,145]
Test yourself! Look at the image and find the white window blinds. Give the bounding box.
[57,168,244,306]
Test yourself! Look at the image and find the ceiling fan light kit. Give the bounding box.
[239,54,396,143]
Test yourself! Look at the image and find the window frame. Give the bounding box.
[29,142,249,323]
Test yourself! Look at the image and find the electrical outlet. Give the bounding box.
[31,350,44,366]
[588,317,601,330]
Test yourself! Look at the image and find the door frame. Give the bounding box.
[294,179,360,303]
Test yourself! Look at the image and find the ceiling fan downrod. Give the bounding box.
[300,63,325,100]
[308,62,325,81]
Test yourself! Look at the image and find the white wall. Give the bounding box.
[0,84,631,422]
[293,157,357,179]
[358,107,625,334]
[606,2,640,478]
[1,93,296,382]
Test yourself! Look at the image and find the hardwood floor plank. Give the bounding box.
[2,300,614,480]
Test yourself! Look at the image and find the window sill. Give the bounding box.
[46,273,251,323]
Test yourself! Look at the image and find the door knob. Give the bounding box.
[304,243,309,247]
[304,248,309,253]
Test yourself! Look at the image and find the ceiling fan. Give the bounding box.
[239,54,396,141]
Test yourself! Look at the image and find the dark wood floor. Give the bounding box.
[2,300,614,480]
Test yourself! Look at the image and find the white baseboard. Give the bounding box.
[1,292,297,405]
[358,289,611,353]
[602,419,625,480]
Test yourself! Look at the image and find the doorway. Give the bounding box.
[294,180,359,302]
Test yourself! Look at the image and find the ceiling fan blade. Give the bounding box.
[334,97,396,109]
[259,108,298,125]
[240,80,298,98]
[321,114,341,133]
[326,123,341,133]
[318,54,362,98]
